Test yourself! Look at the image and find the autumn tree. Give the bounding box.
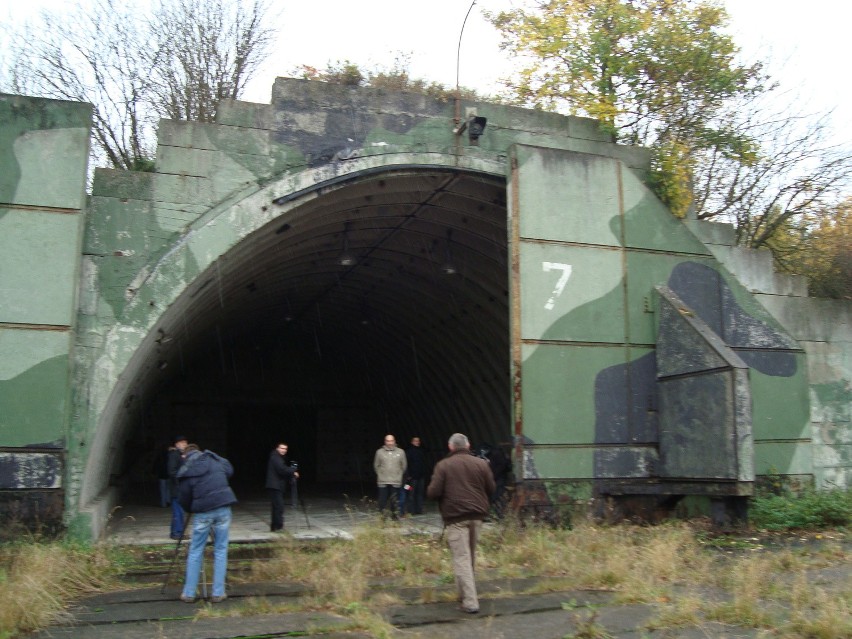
[693,93,852,250]
[489,0,852,278]
[2,0,274,171]
[488,0,765,216]
[768,198,852,299]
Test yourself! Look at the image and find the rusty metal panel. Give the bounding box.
[656,286,753,482]
[0,451,62,489]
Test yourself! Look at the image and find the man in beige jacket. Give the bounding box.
[373,434,407,519]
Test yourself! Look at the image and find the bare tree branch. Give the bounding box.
[1,0,275,171]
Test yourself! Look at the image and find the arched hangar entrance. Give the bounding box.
[87,162,510,507]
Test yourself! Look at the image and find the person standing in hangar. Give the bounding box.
[266,442,299,532]
[168,435,188,539]
[405,436,428,515]
[374,434,407,519]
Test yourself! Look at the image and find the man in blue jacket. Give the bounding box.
[177,444,237,603]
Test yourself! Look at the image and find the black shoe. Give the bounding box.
[170,534,182,540]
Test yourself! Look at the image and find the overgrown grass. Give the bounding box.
[253,526,446,604]
[4,511,849,638]
[251,516,850,637]
[0,539,121,637]
[481,518,714,603]
[750,486,852,531]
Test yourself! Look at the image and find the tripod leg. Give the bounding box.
[299,496,310,528]
[201,557,207,600]
[201,530,213,600]
[160,513,192,595]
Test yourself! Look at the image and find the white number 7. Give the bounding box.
[542,262,572,310]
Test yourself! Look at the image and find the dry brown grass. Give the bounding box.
[4,519,848,638]
[253,524,447,605]
[0,541,119,637]
[479,519,713,602]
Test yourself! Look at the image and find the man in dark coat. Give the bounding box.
[405,436,427,515]
[167,435,188,539]
[265,442,299,532]
[177,444,237,603]
[427,433,495,614]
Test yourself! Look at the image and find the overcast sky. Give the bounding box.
[4,0,849,148]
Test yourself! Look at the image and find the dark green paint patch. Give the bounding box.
[0,354,68,446]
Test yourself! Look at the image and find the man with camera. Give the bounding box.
[265,442,299,532]
[177,443,237,603]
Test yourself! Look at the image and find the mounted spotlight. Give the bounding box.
[452,110,487,146]
[467,116,487,144]
[337,221,357,266]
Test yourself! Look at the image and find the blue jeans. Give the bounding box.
[159,479,170,508]
[170,497,185,538]
[182,506,231,599]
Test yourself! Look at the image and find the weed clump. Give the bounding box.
[0,540,119,636]
[750,485,851,531]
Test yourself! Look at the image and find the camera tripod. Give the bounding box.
[161,515,191,595]
[289,464,310,529]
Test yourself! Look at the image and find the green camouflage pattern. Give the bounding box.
[0,81,848,540]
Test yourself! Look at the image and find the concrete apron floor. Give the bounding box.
[37,494,847,638]
[106,492,446,544]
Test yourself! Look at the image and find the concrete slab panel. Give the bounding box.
[0,328,70,446]
[0,208,83,326]
[0,94,90,209]
[521,343,627,444]
[621,169,711,255]
[520,243,625,343]
[514,145,622,247]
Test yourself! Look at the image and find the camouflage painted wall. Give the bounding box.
[0,80,849,540]
[0,95,91,530]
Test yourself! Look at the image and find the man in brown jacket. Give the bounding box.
[427,432,496,614]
